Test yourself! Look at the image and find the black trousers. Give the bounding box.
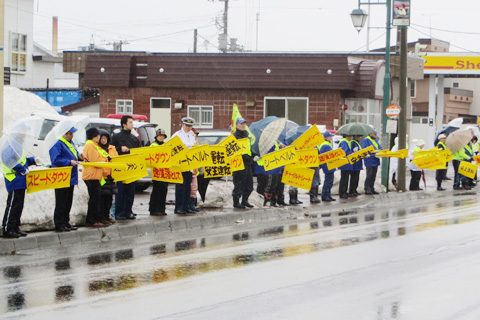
[349,171,360,194]
[54,186,74,228]
[2,189,26,232]
[84,180,103,224]
[265,174,284,199]
[409,170,422,190]
[339,170,351,196]
[364,166,378,192]
[116,181,136,218]
[232,166,253,199]
[175,172,192,212]
[256,174,268,195]
[149,180,168,213]
[101,194,113,220]
[436,169,447,187]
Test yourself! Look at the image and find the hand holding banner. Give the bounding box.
[27,167,72,194]
[282,165,314,190]
[291,125,324,151]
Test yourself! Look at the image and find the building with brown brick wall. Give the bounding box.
[79,53,386,137]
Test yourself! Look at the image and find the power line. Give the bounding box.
[412,23,480,36]
[409,26,480,54]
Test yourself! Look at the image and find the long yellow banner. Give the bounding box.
[326,157,349,171]
[178,145,228,172]
[375,149,408,159]
[347,145,375,164]
[261,145,297,171]
[288,148,320,169]
[132,146,173,168]
[111,153,148,183]
[219,134,243,157]
[282,165,315,190]
[152,166,184,183]
[81,162,127,170]
[291,125,324,151]
[27,167,72,194]
[318,148,346,165]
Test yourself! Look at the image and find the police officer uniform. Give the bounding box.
[171,117,196,214]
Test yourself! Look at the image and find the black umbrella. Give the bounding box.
[197,174,210,202]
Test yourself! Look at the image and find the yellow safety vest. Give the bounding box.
[366,136,379,150]
[151,142,160,147]
[85,140,110,158]
[340,138,352,149]
[60,137,78,160]
[2,151,26,182]
[437,141,446,150]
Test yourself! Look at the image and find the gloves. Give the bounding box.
[253,156,260,162]
[35,157,43,165]
[21,169,29,176]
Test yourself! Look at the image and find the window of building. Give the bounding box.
[264,97,308,125]
[410,80,416,98]
[116,100,133,114]
[188,105,213,128]
[151,98,171,109]
[11,32,27,72]
[344,98,381,130]
[453,82,460,88]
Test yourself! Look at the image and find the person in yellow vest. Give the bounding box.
[452,142,471,190]
[464,136,477,188]
[338,134,353,198]
[362,130,382,194]
[149,128,169,216]
[49,127,85,232]
[436,134,448,191]
[2,142,37,238]
[408,139,425,191]
[82,127,108,228]
[319,132,336,201]
[98,129,117,223]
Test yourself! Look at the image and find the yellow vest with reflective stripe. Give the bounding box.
[60,137,78,160]
[2,151,26,182]
[366,136,379,149]
[85,140,110,158]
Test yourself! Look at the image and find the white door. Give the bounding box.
[150,98,172,138]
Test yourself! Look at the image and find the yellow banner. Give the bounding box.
[27,167,72,194]
[375,149,408,159]
[165,135,189,164]
[178,145,227,172]
[131,146,173,168]
[347,145,375,164]
[291,125,325,151]
[81,162,127,170]
[111,153,148,183]
[288,148,320,169]
[414,154,444,170]
[237,138,250,155]
[282,166,315,190]
[318,148,346,165]
[428,162,447,170]
[152,166,184,183]
[459,161,477,179]
[204,155,245,178]
[473,155,480,165]
[219,134,243,157]
[261,145,297,171]
[327,157,349,171]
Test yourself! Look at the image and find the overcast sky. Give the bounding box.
[32,0,480,54]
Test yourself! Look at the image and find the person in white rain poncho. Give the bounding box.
[408,139,425,191]
[390,135,408,189]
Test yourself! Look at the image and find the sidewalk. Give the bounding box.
[0,170,476,255]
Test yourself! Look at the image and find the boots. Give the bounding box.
[233,196,246,209]
[189,198,199,212]
[263,193,278,207]
[437,181,445,191]
[242,195,254,208]
[309,188,321,203]
[462,181,472,190]
[277,194,290,206]
[289,190,302,205]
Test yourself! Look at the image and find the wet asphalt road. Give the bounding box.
[1,195,480,319]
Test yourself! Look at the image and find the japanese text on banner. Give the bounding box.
[132,146,172,168]
[152,166,184,183]
[166,135,189,163]
[281,166,314,190]
[459,161,477,179]
[27,167,71,194]
[111,153,148,183]
[291,125,324,150]
[288,149,320,169]
[414,155,444,170]
[318,148,346,165]
[204,154,245,178]
[179,145,227,171]
[326,157,349,171]
[261,146,297,171]
[348,145,375,164]
[219,135,242,157]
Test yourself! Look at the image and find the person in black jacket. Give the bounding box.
[110,115,141,220]
[232,118,258,209]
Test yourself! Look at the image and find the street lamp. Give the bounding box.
[350,9,368,33]
[350,0,392,190]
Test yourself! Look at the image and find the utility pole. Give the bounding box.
[0,0,4,133]
[256,12,260,51]
[219,0,229,53]
[193,29,197,53]
[397,26,408,192]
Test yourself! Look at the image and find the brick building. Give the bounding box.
[79,53,385,137]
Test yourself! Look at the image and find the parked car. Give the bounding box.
[196,129,230,145]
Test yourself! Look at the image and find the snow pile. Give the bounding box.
[1,87,88,231]
[200,179,264,208]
